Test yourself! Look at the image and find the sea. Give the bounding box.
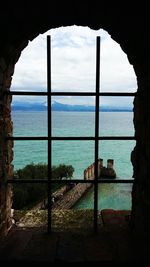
[12,111,135,210]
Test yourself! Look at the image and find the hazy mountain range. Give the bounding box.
[12,101,132,112]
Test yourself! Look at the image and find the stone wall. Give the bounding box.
[0,58,14,235]
[30,182,93,211]
[52,183,92,210]
[131,65,150,240]
[0,4,150,239]
[0,40,28,236]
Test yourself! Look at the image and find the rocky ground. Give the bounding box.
[13,209,102,231]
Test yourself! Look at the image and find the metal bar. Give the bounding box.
[6,136,136,141]
[97,179,134,183]
[98,136,135,140]
[94,36,100,233]
[6,137,48,141]
[47,35,52,233]
[7,91,137,97]
[7,179,93,184]
[99,92,136,96]
[7,91,48,96]
[51,92,95,96]
[51,178,134,183]
[51,136,135,141]
[7,179,49,183]
[7,178,134,184]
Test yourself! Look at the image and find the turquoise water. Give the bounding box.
[12,111,135,210]
[74,183,133,210]
[12,111,135,178]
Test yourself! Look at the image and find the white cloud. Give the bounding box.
[11,26,137,106]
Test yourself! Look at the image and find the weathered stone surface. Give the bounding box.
[84,159,117,179]
[3,106,11,117]
[0,73,3,85]
[52,183,92,210]
[5,164,13,178]
[0,58,7,71]
[100,166,116,179]
[0,4,150,240]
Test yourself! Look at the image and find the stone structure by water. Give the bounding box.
[33,182,92,210]
[45,159,116,209]
[39,159,116,210]
[84,159,117,180]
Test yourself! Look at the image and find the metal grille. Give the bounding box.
[6,35,135,233]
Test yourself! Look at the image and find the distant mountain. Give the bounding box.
[12,102,47,111]
[12,101,132,112]
[51,101,95,112]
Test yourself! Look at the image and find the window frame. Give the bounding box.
[6,35,135,233]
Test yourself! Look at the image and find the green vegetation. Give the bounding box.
[12,163,74,210]
[52,164,74,180]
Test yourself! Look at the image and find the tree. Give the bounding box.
[12,163,74,210]
[52,164,74,180]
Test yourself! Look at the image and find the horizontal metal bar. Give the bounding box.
[51,137,95,141]
[99,92,136,97]
[51,179,95,183]
[52,92,96,96]
[6,136,48,141]
[6,91,96,96]
[51,92,137,97]
[98,178,134,183]
[7,178,134,184]
[6,91,137,97]
[7,179,93,184]
[98,136,135,140]
[7,91,48,96]
[6,136,136,141]
[7,179,49,183]
[51,179,134,183]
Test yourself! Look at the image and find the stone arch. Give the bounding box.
[0,5,149,238]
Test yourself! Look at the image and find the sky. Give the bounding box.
[11,26,137,108]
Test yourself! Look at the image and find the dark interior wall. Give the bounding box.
[0,3,150,237]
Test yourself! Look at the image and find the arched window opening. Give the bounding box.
[9,26,137,231]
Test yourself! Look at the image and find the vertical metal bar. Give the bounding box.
[94,36,100,233]
[47,35,52,233]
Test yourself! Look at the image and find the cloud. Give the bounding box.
[11,26,137,106]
